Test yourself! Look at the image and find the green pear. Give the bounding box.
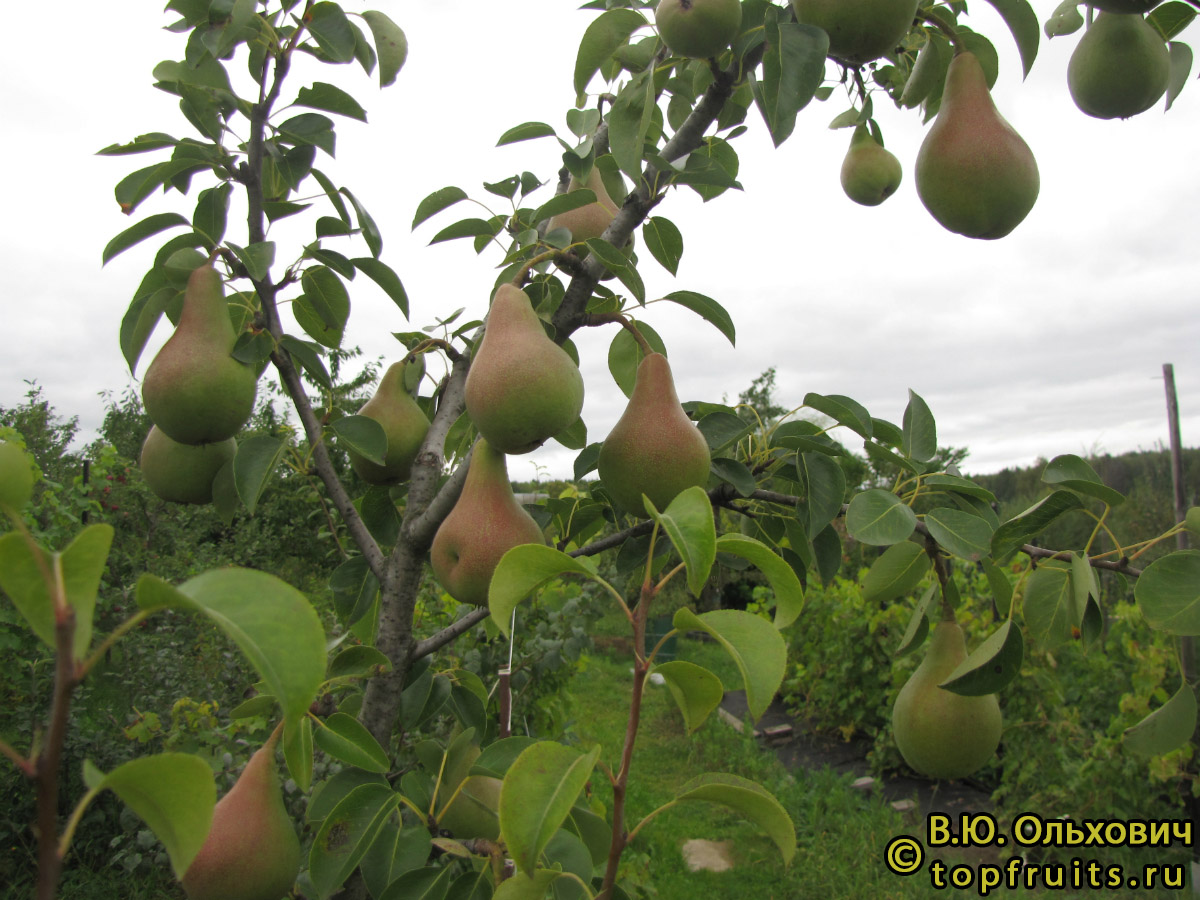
[347,361,431,485]
[0,440,34,511]
[597,353,711,515]
[142,263,258,445]
[791,0,920,64]
[546,165,620,244]
[1068,12,1169,120]
[892,621,1002,780]
[139,426,236,505]
[655,0,743,59]
[182,732,300,900]
[840,124,903,206]
[430,440,547,606]
[464,284,585,455]
[915,51,1039,239]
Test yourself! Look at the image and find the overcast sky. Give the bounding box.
[3,1,1197,486]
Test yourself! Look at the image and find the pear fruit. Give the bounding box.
[840,124,903,206]
[0,440,34,511]
[182,732,300,900]
[655,0,743,59]
[791,0,920,64]
[598,353,711,515]
[430,440,547,606]
[347,361,431,485]
[892,621,1002,780]
[464,284,585,455]
[1068,12,1169,120]
[139,426,235,505]
[546,166,619,244]
[915,51,1039,239]
[142,263,257,445]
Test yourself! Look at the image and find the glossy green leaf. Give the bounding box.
[497,121,557,146]
[585,238,644,302]
[232,435,285,516]
[981,0,1039,76]
[296,265,350,347]
[1041,454,1125,506]
[360,822,432,898]
[313,713,390,773]
[102,213,190,265]
[901,32,950,107]
[941,619,1024,696]
[96,132,177,155]
[1124,682,1197,757]
[697,411,751,452]
[92,753,215,879]
[862,540,930,604]
[752,18,827,146]
[120,271,178,374]
[228,694,277,719]
[493,869,561,900]
[608,69,655,181]
[673,608,786,721]
[812,524,842,585]
[661,290,735,347]
[1043,0,1084,37]
[278,113,336,156]
[1166,41,1193,110]
[311,783,401,899]
[607,320,665,398]
[1150,2,1197,40]
[346,258,405,318]
[331,414,387,466]
[1023,562,1074,648]
[649,486,716,596]
[1136,551,1200,635]
[796,451,846,538]
[280,335,332,390]
[845,489,916,546]
[307,1,357,62]
[895,584,938,658]
[674,772,796,864]
[297,82,368,120]
[534,189,598,225]
[983,560,1014,616]
[543,829,591,900]
[710,457,756,497]
[226,240,275,282]
[192,183,230,248]
[991,490,1083,559]
[901,389,937,463]
[924,507,994,562]
[714,534,804,629]
[329,644,391,680]
[362,11,407,86]
[923,474,996,504]
[361,485,400,547]
[803,392,872,439]
[413,186,467,229]
[643,216,683,275]
[489,545,601,639]
[653,660,723,733]
[380,864,455,900]
[60,524,114,659]
[499,742,601,876]
[472,736,539,779]
[431,217,501,245]
[573,8,647,99]
[284,715,314,792]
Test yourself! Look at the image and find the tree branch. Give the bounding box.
[413,607,492,659]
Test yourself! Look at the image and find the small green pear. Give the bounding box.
[840,124,903,206]
[464,284,585,455]
[892,621,1002,780]
[142,263,258,445]
[597,353,711,515]
[791,0,920,64]
[430,440,547,606]
[139,426,236,505]
[1068,12,1169,120]
[347,361,431,485]
[182,731,300,900]
[0,440,35,511]
[915,51,1039,239]
[655,0,743,59]
[546,165,620,244]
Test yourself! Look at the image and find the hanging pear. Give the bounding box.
[546,165,620,244]
[182,731,300,900]
[915,51,1039,239]
[791,0,920,64]
[430,440,546,607]
[891,621,1002,780]
[598,353,711,515]
[464,284,585,455]
[655,0,743,59]
[142,263,258,445]
[0,439,34,511]
[139,426,235,505]
[840,124,903,206]
[347,361,431,485]
[1068,12,1169,120]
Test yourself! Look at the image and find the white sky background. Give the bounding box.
[2,1,1197,485]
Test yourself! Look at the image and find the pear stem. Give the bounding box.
[583,313,654,356]
[917,11,964,53]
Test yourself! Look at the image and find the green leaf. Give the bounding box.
[307,1,357,62]
[710,457,756,497]
[803,392,872,439]
[102,213,190,265]
[751,20,828,146]
[981,0,1040,76]
[653,660,724,733]
[361,11,407,86]
[232,435,286,515]
[340,187,382,258]
[923,474,996,504]
[901,389,936,463]
[60,524,114,659]
[332,414,387,466]
[226,240,275,281]
[862,541,930,604]
[1124,682,1197,757]
[661,291,735,347]
[533,190,598,224]
[1043,0,1084,37]
[278,112,336,156]
[896,584,937,657]
[137,569,325,726]
[1135,551,1200,635]
[379,864,456,900]
[296,265,351,347]
[606,321,666,398]
[674,772,796,864]
[297,82,368,120]
[280,335,332,390]
[845,489,916,546]
[1023,562,1074,648]
[413,187,467,230]
[352,258,409,318]
[1150,2,1197,40]
[96,132,178,156]
[472,736,539,779]
[1166,40,1193,110]
[573,9,647,99]
[796,451,846,538]
[493,869,562,900]
[983,560,1014,616]
[1041,454,1125,506]
[310,783,401,899]
[92,754,215,880]
[901,33,950,107]
[924,507,994,562]
[284,715,314,792]
[584,238,644,302]
[497,121,557,145]
[643,216,683,275]
[313,713,390,773]
[991,490,1083,560]
[430,217,501,245]
[713,534,804,629]
[673,608,786,721]
[192,183,231,248]
[608,70,656,181]
[697,411,752,452]
[359,822,431,899]
[489,545,601,638]
[650,486,717,597]
[329,645,391,680]
[940,619,1024,696]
